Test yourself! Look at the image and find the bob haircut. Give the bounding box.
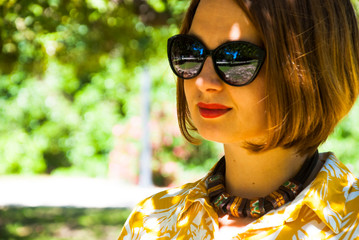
[176,0,359,155]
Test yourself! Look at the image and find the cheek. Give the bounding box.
[231,74,268,129]
[183,80,195,105]
[183,80,202,126]
[250,75,268,131]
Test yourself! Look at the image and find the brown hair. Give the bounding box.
[177,0,359,155]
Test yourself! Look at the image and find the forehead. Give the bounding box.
[188,0,262,49]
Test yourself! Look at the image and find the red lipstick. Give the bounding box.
[198,102,231,118]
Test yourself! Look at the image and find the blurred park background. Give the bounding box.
[0,0,359,239]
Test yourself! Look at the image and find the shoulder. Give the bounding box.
[340,169,359,236]
[135,180,200,213]
[334,174,359,239]
[118,179,205,239]
[308,153,359,237]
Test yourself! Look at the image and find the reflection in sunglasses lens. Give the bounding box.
[171,37,204,78]
[217,61,257,85]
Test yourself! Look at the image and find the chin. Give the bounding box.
[197,128,239,143]
[197,127,268,145]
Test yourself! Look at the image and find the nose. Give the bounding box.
[195,57,224,92]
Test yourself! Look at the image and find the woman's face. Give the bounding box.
[184,0,268,144]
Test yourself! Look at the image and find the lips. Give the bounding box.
[198,102,231,118]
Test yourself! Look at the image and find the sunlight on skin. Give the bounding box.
[229,23,240,40]
[189,0,262,48]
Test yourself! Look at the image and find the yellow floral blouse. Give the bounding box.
[118,153,359,239]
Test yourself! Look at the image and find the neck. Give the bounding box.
[223,144,308,198]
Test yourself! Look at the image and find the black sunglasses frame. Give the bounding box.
[167,34,266,87]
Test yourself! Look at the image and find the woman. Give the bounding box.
[119,0,359,239]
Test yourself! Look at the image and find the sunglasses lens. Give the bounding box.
[170,36,205,79]
[215,43,263,86]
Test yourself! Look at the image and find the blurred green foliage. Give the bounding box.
[0,0,358,181]
[320,101,359,175]
[0,0,194,177]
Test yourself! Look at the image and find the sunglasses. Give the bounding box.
[167,34,266,86]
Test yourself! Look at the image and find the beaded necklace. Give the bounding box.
[205,151,319,218]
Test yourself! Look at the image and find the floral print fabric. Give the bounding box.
[118,152,359,240]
